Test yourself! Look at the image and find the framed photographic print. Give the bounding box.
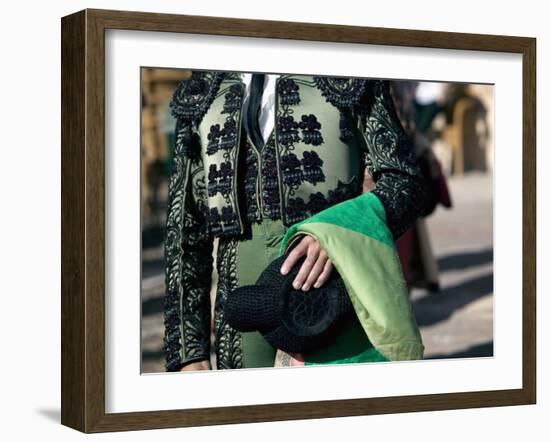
[61,8,536,433]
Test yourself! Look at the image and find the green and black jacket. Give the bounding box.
[163,71,430,371]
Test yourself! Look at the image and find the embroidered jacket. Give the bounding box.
[163,71,430,371]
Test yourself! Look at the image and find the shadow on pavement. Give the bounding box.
[142,258,164,279]
[426,341,493,359]
[142,296,164,316]
[437,248,493,272]
[412,273,493,327]
[143,349,164,361]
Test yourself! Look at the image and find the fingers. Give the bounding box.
[302,250,328,291]
[280,235,312,275]
[292,244,320,290]
[279,235,334,292]
[313,259,333,289]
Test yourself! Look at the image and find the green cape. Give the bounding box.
[280,192,424,364]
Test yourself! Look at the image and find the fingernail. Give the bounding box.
[302,284,309,291]
[293,281,301,289]
[313,282,320,288]
[280,266,287,275]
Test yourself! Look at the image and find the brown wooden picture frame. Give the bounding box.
[61,8,536,433]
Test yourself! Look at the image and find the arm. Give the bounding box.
[163,117,214,372]
[357,80,430,240]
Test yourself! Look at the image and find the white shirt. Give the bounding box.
[242,73,279,144]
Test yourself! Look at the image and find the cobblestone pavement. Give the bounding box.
[141,172,493,373]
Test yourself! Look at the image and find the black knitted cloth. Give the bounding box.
[225,254,354,353]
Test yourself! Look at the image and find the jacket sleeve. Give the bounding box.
[163,116,214,372]
[357,80,430,240]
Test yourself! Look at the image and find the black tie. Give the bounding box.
[247,73,266,150]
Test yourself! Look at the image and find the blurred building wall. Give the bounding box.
[141,68,191,228]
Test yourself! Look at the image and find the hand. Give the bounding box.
[280,235,333,291]
[179,359,211,372]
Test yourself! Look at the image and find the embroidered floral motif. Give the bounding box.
[207,162,233,198]
[278,78,301,105]
[285,197,308,225]
[219,119,238,151]
[206,124,221,155]
[276,77,331,224]
[277,150,326,188]
[281,152,304,187]
[313,76,367,142]
[313,76,368,109]
[298,114,324,146]
[277,115,300,148]
[201,80,247,237]
[301,151,325,185]
[222,84,243,113]
[170,71,224,123]
[206,85,243,157]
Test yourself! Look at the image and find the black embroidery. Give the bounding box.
[338,109,355,142]
[203,80,245,237]
[206,85,243,156]
[163,285,184,371]
[261,136,282,220]
[299,114,324,146]
[327,178,362,205]
[163,120,213,371]
[281,152,304,187]
[277,115,300,148]
[170,71,224,123]
[313,76,368,109]
[222,84,243,113]
[372,175,428,239]
[222,206,239,227]
[276,80,302,207]
[313,76,367,142]
[214,239,243,369]
[207,162,233,198]
[242,140,260,223]
[359,81,429,239]
[244,132,325,225]
[301,151,325,185]
[279,150,325,188]
[276,77,332,224]
[206,124,222,155]
[285,178,361,225]
[207,206,241,237]
[208,207,222,236]
[278,78,301,105]
[220,119,238,151]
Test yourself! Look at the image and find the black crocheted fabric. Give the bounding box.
[224,255,353,353]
